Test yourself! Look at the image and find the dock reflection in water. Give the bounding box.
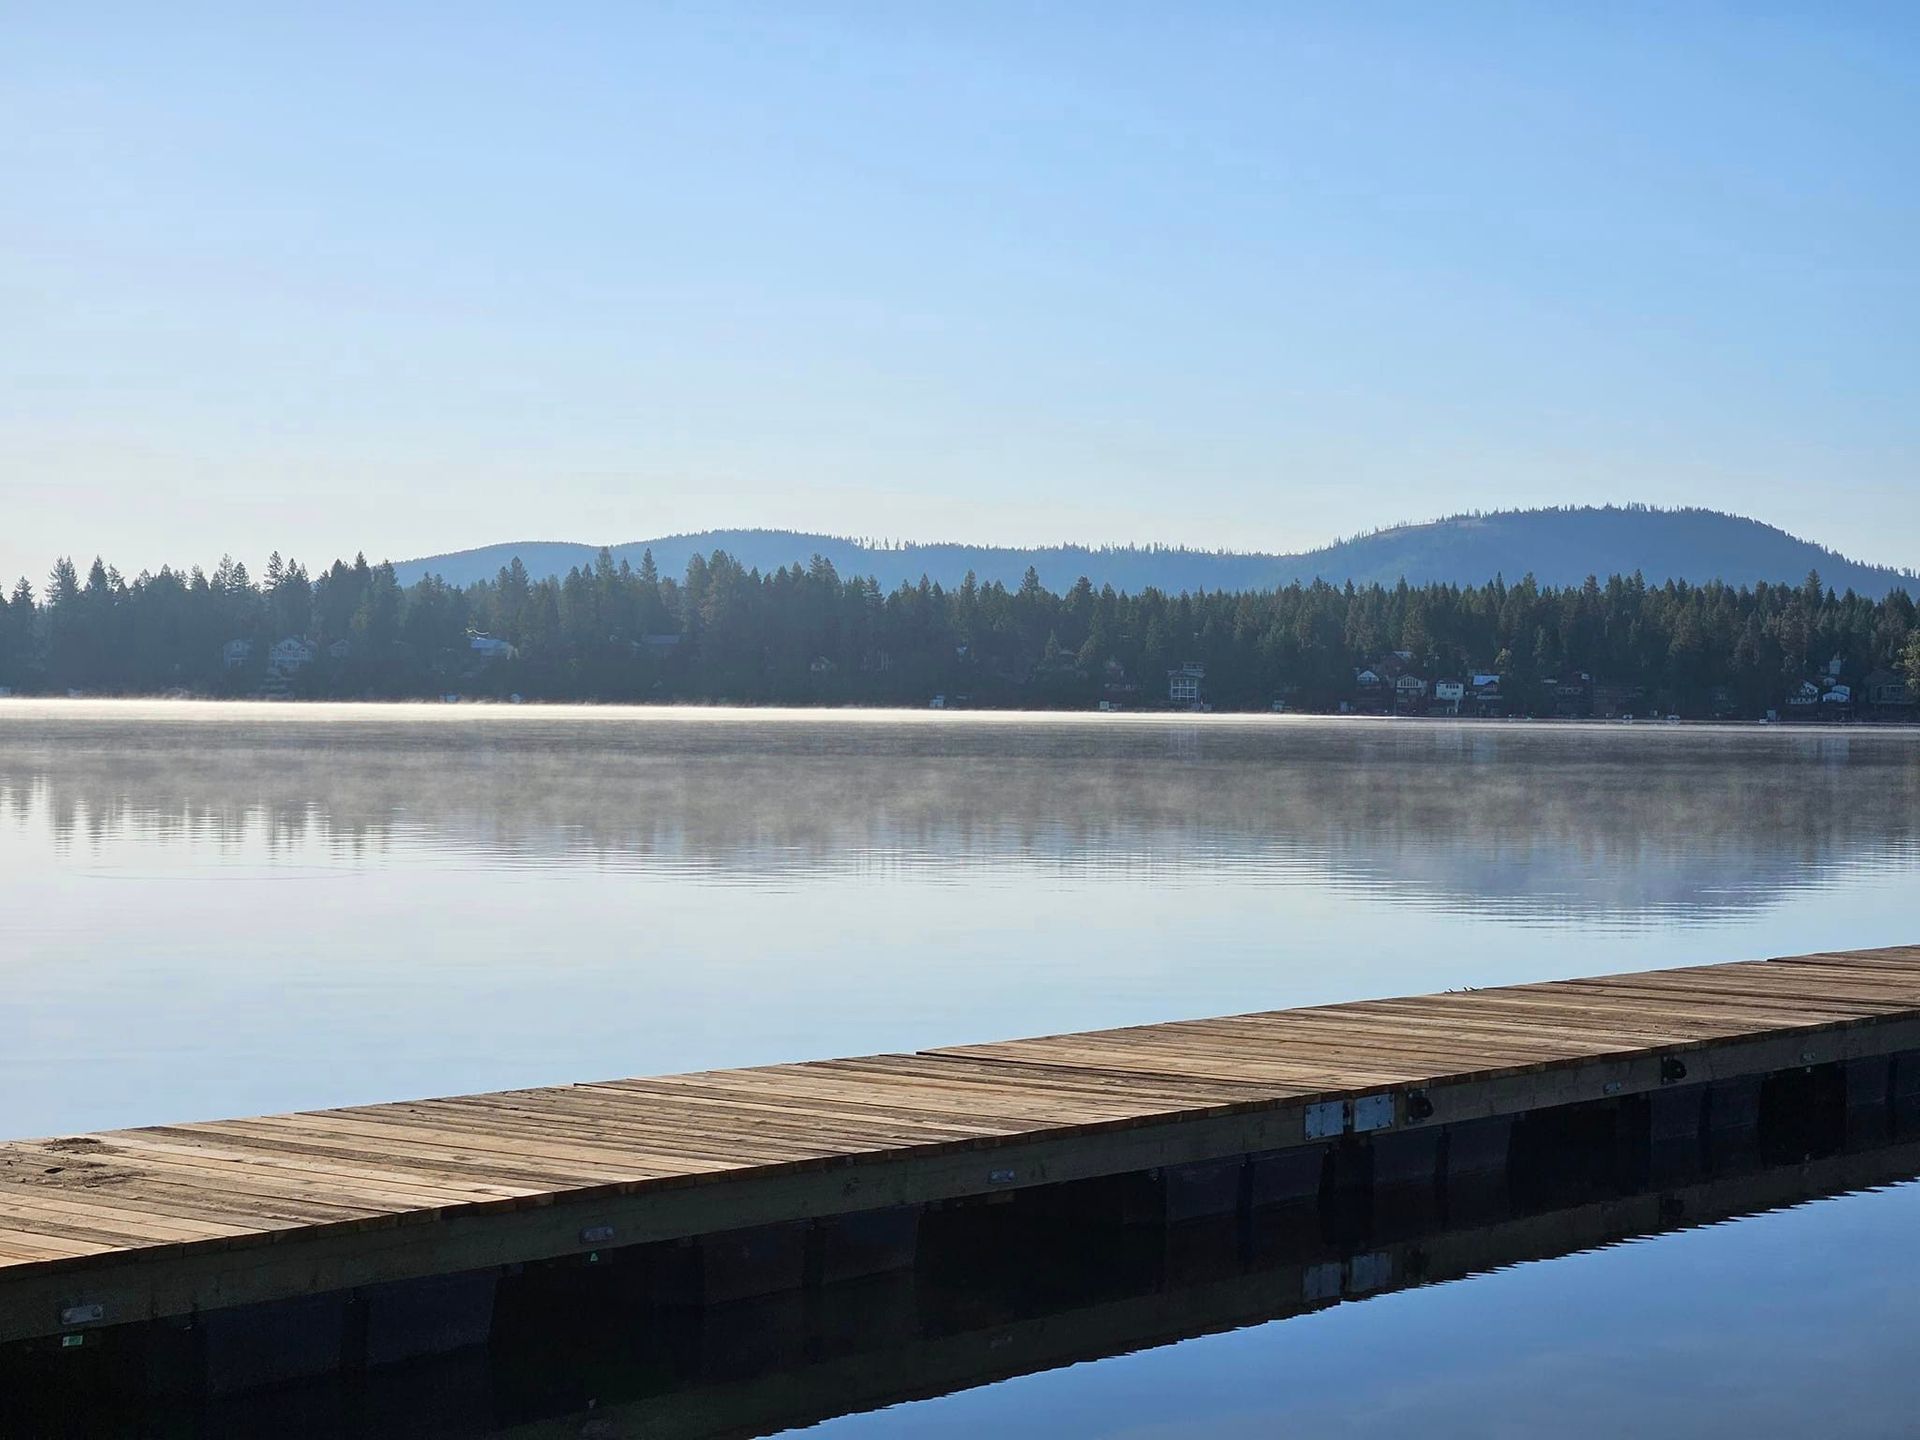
[15,1078,1920,1439]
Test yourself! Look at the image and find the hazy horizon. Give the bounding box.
[391,502,1914,569]
[6,5,1919,585]
[6,501,1917,594]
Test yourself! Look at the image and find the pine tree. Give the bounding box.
[47,557,79,607]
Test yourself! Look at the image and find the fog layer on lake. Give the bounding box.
[3,701,1916,1138]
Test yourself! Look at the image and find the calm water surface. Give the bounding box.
[798,1174,1920,1440]
[3,700,1918,1437]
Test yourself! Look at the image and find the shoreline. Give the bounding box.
[2,692,1918,732]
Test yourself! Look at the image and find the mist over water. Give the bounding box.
[4,701,1916,1143]
[5,701,1920,1437]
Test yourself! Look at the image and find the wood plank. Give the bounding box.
[3,940,1917,1339]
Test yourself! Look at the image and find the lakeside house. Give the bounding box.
[1167,661,1204,709]
[469,634,519,661]
[1592,682,1646,719]
[225,636,357,677]
[1866,669,1914,712]
[1315,653,1920,723]
[268,637,317,674]
[1545,672,1593,718]
[1468,673,1504,717]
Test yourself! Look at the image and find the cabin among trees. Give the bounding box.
[0,548,1916,720]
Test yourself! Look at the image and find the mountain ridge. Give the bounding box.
[393,506,1916,597]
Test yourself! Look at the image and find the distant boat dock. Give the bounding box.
[5,944,1920,1398]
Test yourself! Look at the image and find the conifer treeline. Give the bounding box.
[1,547,1916,715]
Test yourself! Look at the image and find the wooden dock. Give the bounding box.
[5,943,1920,1354]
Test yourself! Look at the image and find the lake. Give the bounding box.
[4,700,1919,1436]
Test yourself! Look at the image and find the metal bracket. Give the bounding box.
[1304,1101,1346,1139]
[1352,1094,1395,1133]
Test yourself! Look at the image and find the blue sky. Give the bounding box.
[3,3,1917,584]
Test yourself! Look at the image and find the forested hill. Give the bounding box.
[7,547,1917,718]
[396,507,1915,596]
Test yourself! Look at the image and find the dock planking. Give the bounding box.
[3,942,1920,1344]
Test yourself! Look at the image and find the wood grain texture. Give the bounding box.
[3,944,1917,1281]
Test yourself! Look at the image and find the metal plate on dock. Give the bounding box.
[1305,1101,1346,1139]
[1352,1094,1395,1133]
